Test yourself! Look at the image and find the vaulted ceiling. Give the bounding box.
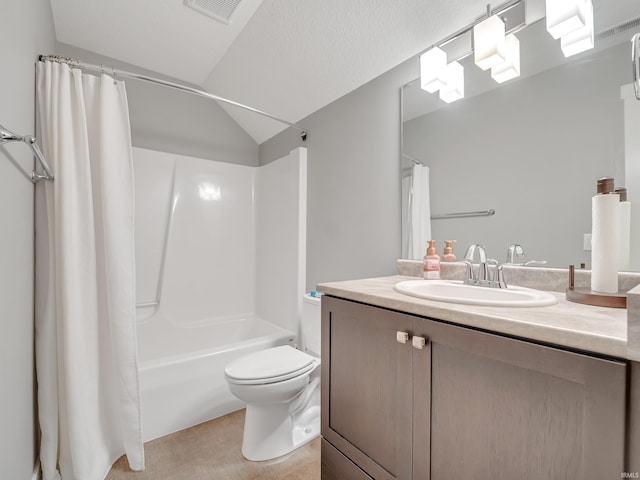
[49,0,638,144]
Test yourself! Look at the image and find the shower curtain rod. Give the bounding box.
[38,54,308,141]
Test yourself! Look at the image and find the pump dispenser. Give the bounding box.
[443,240,456,261]
[423,240,441,280]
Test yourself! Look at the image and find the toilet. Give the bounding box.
[224,293,321,461]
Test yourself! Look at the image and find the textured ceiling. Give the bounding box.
[49,0,264,85]
[49,0,639,144]
[202,0,499,143]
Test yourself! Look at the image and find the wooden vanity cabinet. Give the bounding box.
[320,295,413,479]
[321,296,627,480]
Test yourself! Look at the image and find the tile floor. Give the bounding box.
[106,409,321,480]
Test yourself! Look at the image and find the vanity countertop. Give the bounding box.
[317,275,628,359]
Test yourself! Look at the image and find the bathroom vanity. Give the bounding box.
[318,274,640,480]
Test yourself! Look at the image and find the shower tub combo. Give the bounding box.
[132,147,307,442]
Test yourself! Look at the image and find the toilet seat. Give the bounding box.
[225,345,316,385]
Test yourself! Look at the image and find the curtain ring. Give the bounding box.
[112,66,117,85]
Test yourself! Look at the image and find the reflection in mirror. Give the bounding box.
[401,11,640,271]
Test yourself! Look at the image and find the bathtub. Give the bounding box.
[137,311,295,442]
[132,147,306,442]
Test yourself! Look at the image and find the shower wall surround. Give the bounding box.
[132,146,307,440]
[134,148,257,323]
[133,146,306,334]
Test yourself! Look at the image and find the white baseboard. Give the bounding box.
[32,459,41,480]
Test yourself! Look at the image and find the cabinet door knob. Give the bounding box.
[412,336,428,349]
[396,331,410,344]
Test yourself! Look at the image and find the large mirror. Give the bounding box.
[401,3,640,271]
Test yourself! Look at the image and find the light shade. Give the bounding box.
[439,61,464,103]
[420,47,448,93]
[491,33,520,83]
[545,0,588,39]
[560,0,594,57]
[474,15,507,71]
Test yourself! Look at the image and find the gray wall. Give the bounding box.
[60,26,426,295]
[260,59,418,291]
[0,0,56,478]
[403,42,627,268]
[55,43,260,166]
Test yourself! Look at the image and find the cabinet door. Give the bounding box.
[322,438,374,480]
[413,319,627,480]
[322,296,413,480]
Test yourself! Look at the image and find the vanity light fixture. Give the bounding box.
[415,0,598,105]
[474,12,507,70]
[417,0,527,104]
[491,33,520,83]
[545,0,589,39]
[439,61,465,103]
[560,0,594,57]
[420,47,448,92]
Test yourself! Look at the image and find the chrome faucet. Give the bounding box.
[506,244,525,264]
[464,243,507,288]
[463,244,488,285]
[505,243,548,267]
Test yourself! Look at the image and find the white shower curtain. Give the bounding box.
[407,163,432,259]
[35,61,144,480]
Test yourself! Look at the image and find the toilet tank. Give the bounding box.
[301,293,321,356]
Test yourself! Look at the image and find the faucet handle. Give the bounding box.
[486,258,499,282]
[495,264,507,288]
[463,260,475,285]
[523,260,547,267]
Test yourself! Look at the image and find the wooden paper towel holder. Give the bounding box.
[565,265,627,308]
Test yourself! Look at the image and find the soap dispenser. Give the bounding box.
[443,240,456,262]
[423,240,441,280]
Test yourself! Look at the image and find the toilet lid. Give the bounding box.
[224,345,315,384]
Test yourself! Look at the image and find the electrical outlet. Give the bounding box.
[583,233,592,251]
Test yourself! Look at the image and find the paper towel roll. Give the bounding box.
[591,193,620,293]
[619,201,631,271]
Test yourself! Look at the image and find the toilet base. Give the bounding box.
[225,347,321,462]
[241,401,320,461]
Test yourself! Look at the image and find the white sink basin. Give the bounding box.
[394,280,558,307]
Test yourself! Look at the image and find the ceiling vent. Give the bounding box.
[183,0,244,25]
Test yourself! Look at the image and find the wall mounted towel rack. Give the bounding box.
[431,209,495,220]
[402,153,425,165]
[0,124,54,183]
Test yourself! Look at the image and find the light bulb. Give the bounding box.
[546,0,588,39]
[474,15,507,71]
[560,0,594,57]
[491,34,520,83]
[420,47,448,93]
[439,61,464,103]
